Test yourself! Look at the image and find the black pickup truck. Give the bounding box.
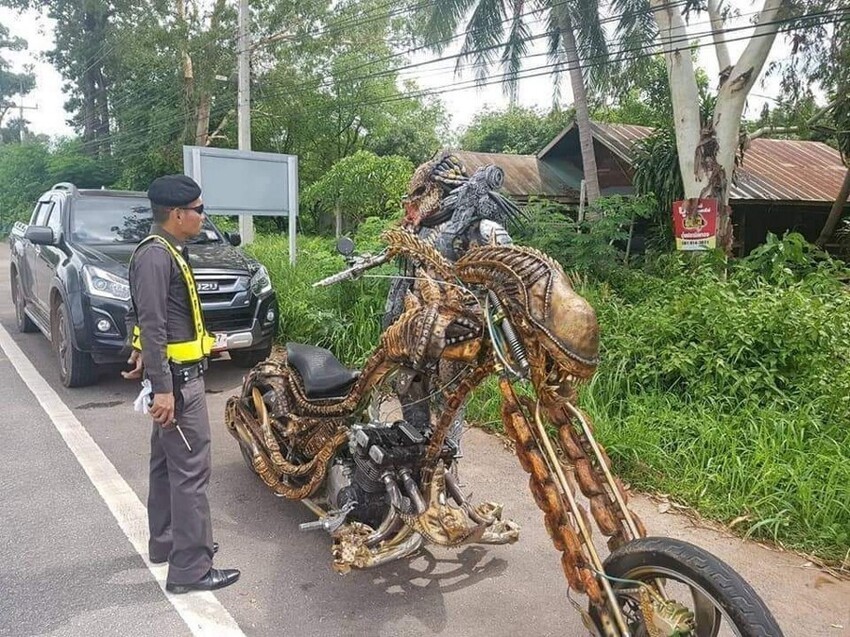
[9,182,278,387]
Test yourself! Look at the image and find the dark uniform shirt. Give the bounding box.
[127,226,195,395]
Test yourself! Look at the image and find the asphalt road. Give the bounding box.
[1,241,847,637]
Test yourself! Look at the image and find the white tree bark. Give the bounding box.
[650,0,703,197]
[652,0,789,251]
[712,0,786,203]
[707,0,731,71]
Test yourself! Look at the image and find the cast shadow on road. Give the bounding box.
[215,457,511,636]
[349,545,510,634]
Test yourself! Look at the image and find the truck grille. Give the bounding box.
[205,309,254,333]
[202,292,238,304]
[195,273,251,311]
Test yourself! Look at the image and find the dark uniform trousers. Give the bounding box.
[147,375,214,585]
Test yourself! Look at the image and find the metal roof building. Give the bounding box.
[458,120,848,254]
[539,121,848,204]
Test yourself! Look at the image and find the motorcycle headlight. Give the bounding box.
[83,266,131,302]
[250,265,272,296]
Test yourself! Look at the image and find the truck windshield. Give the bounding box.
[70,197,222,245]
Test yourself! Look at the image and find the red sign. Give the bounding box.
[672,199,718,251]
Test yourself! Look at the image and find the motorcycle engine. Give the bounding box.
[326,419,457,528]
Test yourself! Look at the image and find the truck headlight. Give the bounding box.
[83,266,131,302]
[250,265,272,296]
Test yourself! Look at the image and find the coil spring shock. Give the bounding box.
[488,291,529,375]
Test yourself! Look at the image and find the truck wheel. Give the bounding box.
[11,270,37,333]
[230,344,272,369]
[53,302,96,387]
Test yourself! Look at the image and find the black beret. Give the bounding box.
[147,174,202,207]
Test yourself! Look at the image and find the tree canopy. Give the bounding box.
[459,106,573,155]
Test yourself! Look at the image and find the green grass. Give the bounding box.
[250,229,850,563]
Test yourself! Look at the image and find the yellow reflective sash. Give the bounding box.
[130,235,215,363]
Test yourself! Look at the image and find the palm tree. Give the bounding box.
[423,0,609,204]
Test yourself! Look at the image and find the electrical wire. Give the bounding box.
[84,5,848,153]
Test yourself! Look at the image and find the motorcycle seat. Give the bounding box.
[286,342,359,400]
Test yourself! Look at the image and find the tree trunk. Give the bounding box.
[206,108,234,146]
[177,0,195,143]
[652,0,786,254]
[335,202,342,239]
[815,167,850,247]
[94,67,111,158]
[195,0,228,147]
[651,0,703,197]
[559,17,601,206]
[81,74,98,154]
[195,93,211,146]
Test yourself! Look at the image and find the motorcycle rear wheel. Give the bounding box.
[593,537,783,637]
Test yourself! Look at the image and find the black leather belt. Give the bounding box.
[170,359,208,383]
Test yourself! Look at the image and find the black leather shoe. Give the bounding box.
[150,542,218,565]
[166,568,240,594]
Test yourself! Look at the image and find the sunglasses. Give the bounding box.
[181,204,205,215]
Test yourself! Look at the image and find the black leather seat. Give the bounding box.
[286,342,358,400]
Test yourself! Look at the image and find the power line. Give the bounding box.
[256,0,683,101]
[255,6,846,105]
[93,0,639,147]
[85,5,849,153]
[94,7,849,152]
[247,0,432,53]
[275,9,850,113]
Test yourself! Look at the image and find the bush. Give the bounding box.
[246,216,398,366]
[301,151,413,235]
[515,195,654,280]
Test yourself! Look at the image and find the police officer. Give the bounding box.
[124,174,240,594]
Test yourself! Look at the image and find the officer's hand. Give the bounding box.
[150,393,175,426]
[121,349,143,380]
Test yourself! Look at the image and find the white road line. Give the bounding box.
[0,323,246,637]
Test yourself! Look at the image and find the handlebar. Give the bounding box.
[312,250,392,287]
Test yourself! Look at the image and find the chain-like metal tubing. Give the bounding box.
[498,377,604,604]
[563,402,642,541]
[531,401,631,637]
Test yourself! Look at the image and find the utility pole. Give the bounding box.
[237,0,255,244]
[16,80,38,143]
[18,81,24,143]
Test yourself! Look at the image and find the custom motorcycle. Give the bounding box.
[225,227,783,636]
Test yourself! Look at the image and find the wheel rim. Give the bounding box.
[612,565,743,637]
[57,309,70,378]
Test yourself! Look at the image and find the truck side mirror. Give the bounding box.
[25,226,55,246]
[336,236,355,256]
[226,232,242,247]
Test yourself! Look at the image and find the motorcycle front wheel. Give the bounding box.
[593,537,784,637]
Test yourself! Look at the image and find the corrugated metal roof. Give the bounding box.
[589,121,848,203]
[452,150,580,200]
[733,138,847,202]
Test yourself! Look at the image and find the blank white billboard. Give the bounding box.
[183,146,298,217]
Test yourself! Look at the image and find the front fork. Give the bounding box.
[486,297,646,635]
[498,378,638,635]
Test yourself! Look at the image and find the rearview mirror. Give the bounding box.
[336,236,354,256]
[226,232,242,247]
[25,225,55,246]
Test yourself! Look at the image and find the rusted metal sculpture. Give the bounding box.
[224,168,783,635]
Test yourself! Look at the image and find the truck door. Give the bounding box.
[23,200,54,319]
[35,197,64,311]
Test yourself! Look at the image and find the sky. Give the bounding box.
[0,3,796,141]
